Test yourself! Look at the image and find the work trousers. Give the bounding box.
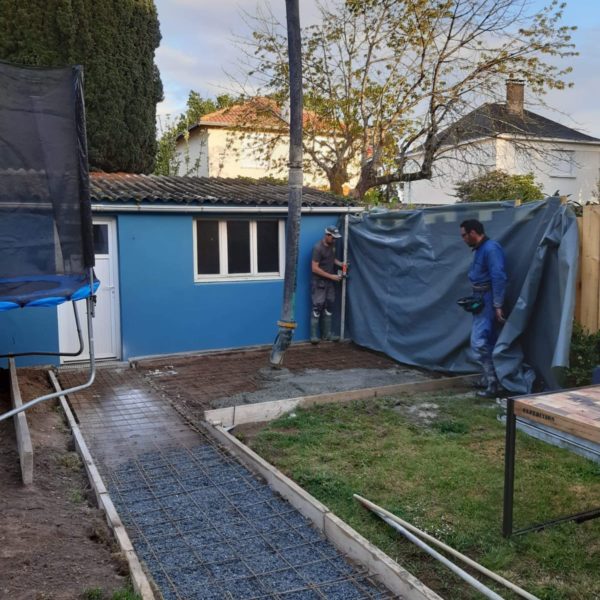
[311,278,335,316]
[470,291,499,383]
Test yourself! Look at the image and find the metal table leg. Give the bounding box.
[502,397,516,537]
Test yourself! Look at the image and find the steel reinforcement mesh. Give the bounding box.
[106,443,396,600]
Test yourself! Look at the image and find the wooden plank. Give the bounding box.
[204,375,476,428]
[203,422,441,600]
[575,216,583,324]
[580,205,600,332]
[324,513,442,600]
[203,423,329,530]
[514,386,600,445]
[8,358,33,485]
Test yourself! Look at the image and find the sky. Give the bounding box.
[153,0,600,137]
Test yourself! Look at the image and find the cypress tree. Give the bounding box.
[0,0,163,173]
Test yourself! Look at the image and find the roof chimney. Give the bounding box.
[506,79,525,116]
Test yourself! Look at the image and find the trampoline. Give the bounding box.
[0,60,98,422]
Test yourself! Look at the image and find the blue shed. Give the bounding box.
[1,174,360,365]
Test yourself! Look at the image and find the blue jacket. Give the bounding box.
[468,238,507,308]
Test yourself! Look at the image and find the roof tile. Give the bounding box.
[439,103,600,146]
[90,173,349,208]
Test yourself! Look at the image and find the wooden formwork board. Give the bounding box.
[203,421,442,600]
[514,385,600,445]
[580,205,600,332]
[8,358,33,485]
[48,371,156,600]
[575,216,583,324]
[204,374,476,428]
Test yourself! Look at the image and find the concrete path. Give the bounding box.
[59,367,396,600]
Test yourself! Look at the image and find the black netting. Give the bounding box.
[0,61,94,286]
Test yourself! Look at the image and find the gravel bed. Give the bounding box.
[106,443,395,599]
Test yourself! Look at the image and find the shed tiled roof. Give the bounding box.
[438,103,600,146]
[90,173,349,207]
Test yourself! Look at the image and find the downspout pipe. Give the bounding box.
[270,0,303,367]
[340,213,349,340]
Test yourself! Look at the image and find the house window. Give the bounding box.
[194,218,285,281]
[550,150,575,178]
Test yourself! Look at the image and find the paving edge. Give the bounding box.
[8,358,33,485]
[204,374,477,428]
[48,371,156,600]
[201,420,443,600]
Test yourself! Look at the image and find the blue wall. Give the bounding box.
[116,212,336,359]
[0,211,342,365]
[0,306,59,367]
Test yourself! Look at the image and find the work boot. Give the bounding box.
[321,314,339,342]
[310,315,320,344]
[476,376,499,398]
[473,374,487,390]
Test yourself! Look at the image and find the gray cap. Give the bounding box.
[325,226,341,238]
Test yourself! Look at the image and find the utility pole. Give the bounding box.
[269,0,303,366]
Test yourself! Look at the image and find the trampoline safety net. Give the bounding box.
[0,61,96,311]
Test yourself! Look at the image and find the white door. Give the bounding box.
[58,218,120,362]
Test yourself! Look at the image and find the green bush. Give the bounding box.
[455,170,544,203]
[563,323,600,387]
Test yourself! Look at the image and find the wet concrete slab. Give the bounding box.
[134,342,434,424]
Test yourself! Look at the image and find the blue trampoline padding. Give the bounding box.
[0,274,100,311]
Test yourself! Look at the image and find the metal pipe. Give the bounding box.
[269,0,303,367]
[340,213,349,340]
[0,268,97,422]
[357,499,505,600]
[355,494,539,600]
[503,397,517,537]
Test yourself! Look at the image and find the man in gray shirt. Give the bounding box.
[311,225,345,343]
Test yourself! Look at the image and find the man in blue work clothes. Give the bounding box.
[460,219,507,398]
[310,225,345,344]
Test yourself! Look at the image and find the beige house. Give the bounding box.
[174,97,338,189]
[405,81,600,205]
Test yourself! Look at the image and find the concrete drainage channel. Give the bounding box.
[50,369,473,599]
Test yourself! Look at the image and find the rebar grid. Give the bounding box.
[105,442,395,600]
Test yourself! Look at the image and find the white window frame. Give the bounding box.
[549,150,576,178]
[193,218,285,282]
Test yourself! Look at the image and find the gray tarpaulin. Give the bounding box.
[346,198,579,394]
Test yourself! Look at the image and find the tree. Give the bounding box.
[154,91,237,176]
[239,0,576,197]
[0,0,163,173]
[455,170,544,202]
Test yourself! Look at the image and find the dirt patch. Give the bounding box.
[232,421,270,446]
[0,368,130,600]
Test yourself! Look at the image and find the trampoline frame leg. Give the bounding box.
[0,268,97,423]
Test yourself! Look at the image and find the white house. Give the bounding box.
[174,97,344,190]
[405,81,600,205]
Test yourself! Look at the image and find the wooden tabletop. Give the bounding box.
[514,386,600,445]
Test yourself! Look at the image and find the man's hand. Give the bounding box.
[495,307,506,323]
[332,273,342,282]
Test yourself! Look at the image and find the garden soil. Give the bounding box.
[0,368,130,600]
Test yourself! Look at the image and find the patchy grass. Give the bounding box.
[57,451,83,471]
[245,393,600,600]
[81,585,141,600]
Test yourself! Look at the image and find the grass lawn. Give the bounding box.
[238,393,600,600]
